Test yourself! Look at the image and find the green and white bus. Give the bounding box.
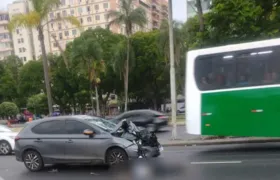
[186,38,280,137]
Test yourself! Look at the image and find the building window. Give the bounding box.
[59,33,63,40]
[22,48,26,52]
[80,18,83,24]
[23,57,26,61]
[64,31,69,36]
[4,25,7,30]
[72,29,77,36]
[103,3,108,8]
[95,4,99,10]
[87,16,92,22]
[78,7,83,13]
[19,48,22,53]
[53,42,58,47]
[58,23,62,30]
[18,39,21,43]
[57,12,61,18]
[95,15,100,20]
[87,6,91,12]
[71,9,75,15]
[16,29,20,34]
[62,10,67,17]
[49,13,54,19]
[61,0,66,5]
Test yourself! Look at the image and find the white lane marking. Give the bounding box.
[191,161,242,165]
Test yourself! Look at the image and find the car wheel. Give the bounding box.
[0,141,12,155]
[106,148,128,166]
[23,150,44,172]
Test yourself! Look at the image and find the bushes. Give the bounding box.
[0,102,19,118]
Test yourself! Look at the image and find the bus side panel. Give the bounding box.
[186,51,202,135]
[201,86,280,137]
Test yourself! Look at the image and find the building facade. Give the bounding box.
[8,0,169,59]
[186,0,211,19]
[0,11,13,61]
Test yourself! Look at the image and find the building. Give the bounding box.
[186,0,211,19]
[151,0,168,30]
[0,11,13,61]
[8,0,169,58]
[8,0,50,63]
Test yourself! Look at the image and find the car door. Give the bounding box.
[64,119,112,163]
[127,114,150,127]
[31,120,68,162]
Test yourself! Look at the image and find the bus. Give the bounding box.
[186,38,280,137]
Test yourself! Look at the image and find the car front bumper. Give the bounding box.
[125,144,162,159]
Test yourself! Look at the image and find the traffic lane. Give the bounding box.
[3,144,280,180]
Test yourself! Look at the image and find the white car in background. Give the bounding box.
[0,125,18,155]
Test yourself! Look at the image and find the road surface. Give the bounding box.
[2,143,280,179]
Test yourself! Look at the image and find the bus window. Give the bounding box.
[194,45,280,91]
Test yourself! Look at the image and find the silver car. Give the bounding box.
[14,115,148,172]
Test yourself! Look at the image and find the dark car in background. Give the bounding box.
[110,110,169,132]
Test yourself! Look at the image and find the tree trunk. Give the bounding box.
[168,0,177,140]
[196,0,204,32]
[38,25,53,116]
[124,37,130,112]
[87,61,94,114]
[95,85,100,116]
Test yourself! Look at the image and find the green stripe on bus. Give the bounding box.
[201,86,280,137]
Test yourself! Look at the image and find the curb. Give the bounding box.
[160,138,280,147]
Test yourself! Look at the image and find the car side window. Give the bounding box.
[66,120,93,134]
[32,120,65,134]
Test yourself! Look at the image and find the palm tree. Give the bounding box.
[8,0,80,115]
[107,0,147,112]
[71,32,103,116]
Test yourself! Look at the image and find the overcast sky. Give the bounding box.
[0,0,187,22]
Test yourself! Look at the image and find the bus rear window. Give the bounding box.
[194,46,280,91]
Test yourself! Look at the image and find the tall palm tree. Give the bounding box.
[71,32,103,116]
[107,0,147,112]
[8,0,80,115]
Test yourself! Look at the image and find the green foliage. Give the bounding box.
[18,60,44,98]
[0,102,19,118]
[27,93,48,115]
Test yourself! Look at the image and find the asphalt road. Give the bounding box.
[3,143,280,180]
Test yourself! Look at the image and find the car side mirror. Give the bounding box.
[83,129,94,137]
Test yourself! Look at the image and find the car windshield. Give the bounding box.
[85,117,116,132]
[0,125,12,132]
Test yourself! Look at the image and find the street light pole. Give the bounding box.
[168,0,177,139]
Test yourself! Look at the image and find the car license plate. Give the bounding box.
[159,146,164,152]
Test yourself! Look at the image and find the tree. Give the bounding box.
[8,0,80,115]
[196,0,204,31]
[130,31,170,109]
[107,0,147,111]
[84,28,124,115]
[0,102,19,118]
[18,60,44,104]
[71,30,103,115]
[27,93,48,115]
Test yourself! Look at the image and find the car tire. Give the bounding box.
[23,150,44,172]
[106,148,128,166]
[0,140,12,155]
